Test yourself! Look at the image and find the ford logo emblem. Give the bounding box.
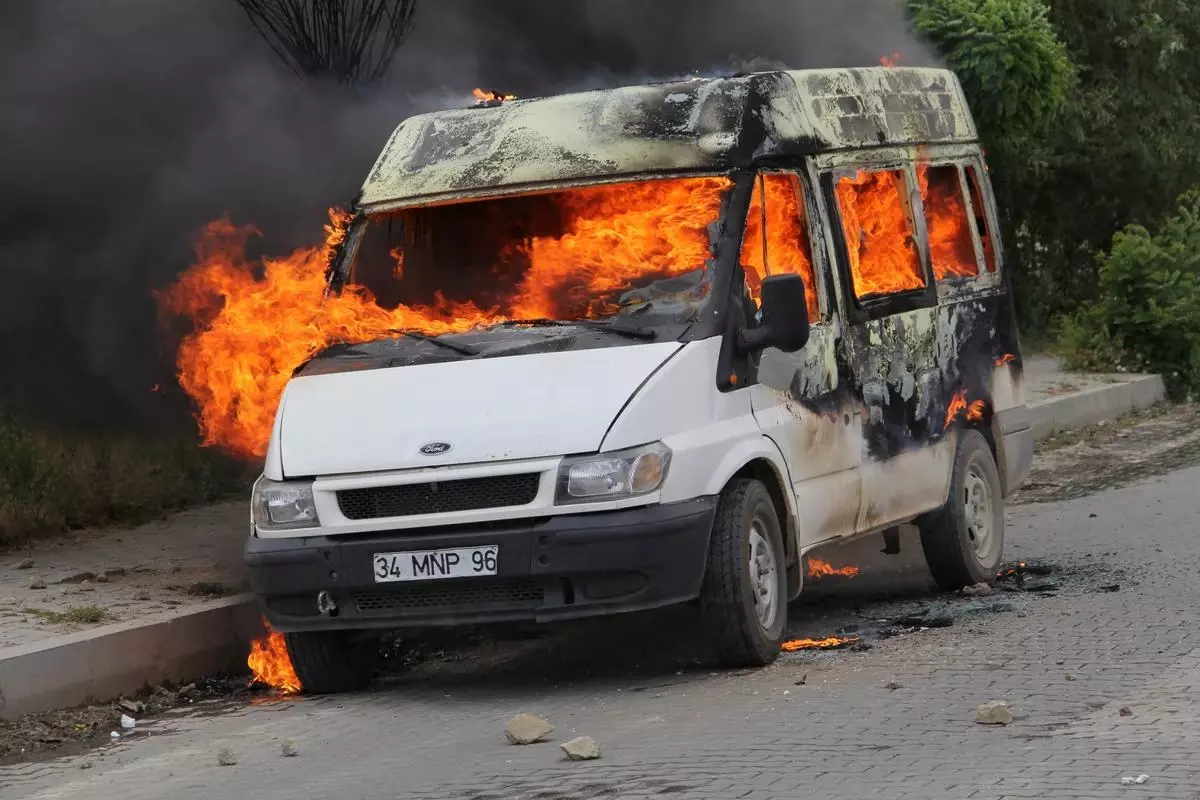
[418,442,453,456]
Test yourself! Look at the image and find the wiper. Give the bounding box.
[389,329,480,356]
[495,318,657,341]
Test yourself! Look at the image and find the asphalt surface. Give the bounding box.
[4,456,1200,799]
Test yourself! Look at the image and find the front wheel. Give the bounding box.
[919,430,1005,590]
[284,630,380,694]
[701,479,788,667]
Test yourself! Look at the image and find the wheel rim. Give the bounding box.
[748,520,779,630]
[963,460,998,563]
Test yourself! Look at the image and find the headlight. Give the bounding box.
[252,476,320,530]
[556,442,672,503]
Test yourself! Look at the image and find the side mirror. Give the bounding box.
[739,274,811,354]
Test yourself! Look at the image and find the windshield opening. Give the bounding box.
[344,176,733,333]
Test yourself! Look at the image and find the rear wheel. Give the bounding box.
[284,630,380,694]
[701,479,787,667]
[919,430,1005,591]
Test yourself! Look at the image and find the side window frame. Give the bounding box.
[962,157,1005,279]
[739,166,833,326]
[916,160,989,291]
[819,160,938,325]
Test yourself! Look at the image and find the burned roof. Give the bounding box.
[358,67,978,211]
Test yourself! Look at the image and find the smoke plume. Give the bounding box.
[0,0,933,431]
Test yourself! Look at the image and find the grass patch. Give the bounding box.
[178,581,229,598]
[0,408,252,548]
[23,605,112,625]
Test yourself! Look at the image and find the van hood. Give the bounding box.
[278,342,683,477]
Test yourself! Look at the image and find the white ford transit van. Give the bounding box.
[246,67,1033,693]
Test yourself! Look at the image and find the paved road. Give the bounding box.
[5,464,1200,800]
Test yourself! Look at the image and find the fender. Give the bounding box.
[702,434,799,556]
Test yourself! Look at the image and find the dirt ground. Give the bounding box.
[1012,403,1200,505]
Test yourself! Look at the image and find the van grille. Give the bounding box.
[353,580,545,613]
[337,474,541,520]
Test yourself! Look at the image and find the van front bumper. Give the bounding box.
[245,497,717,633]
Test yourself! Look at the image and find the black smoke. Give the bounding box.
[0,0,933,432]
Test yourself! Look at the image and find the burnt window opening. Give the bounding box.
[738,172,820,323]
[345,177,734,328]
[833,169,926,301]
[965,165,998,273]
[918,164,981,282]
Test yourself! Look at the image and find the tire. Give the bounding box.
[701,479,788,667]
[283,630,379,694]
[919,430,1005,591]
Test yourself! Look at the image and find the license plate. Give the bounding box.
[373,546,498,583]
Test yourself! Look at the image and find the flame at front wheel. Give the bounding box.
[248,622,302,694]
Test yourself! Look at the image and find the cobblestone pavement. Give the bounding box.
[4,456,1200,800]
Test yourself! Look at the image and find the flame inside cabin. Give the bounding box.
[835,170,926,298]
[918,165,980,281]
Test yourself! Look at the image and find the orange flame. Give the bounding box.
[880,52,902,68]
[807,557,860,579]
[945,388,969,427]
[161,178,731,458]
[507,178,731,320]
[472,88,517,103]
[918,165,980,281]
[782,636,861,652]
[247,626,301,694]
[946,388,988,427]
[835,170,926,298]
[996,353,1015,367]
[740,174,820,320]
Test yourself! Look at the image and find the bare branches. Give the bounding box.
[232,0,418,86]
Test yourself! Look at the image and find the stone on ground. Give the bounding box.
[504,714,554,745]
[976,700,1013,725]
[962,583,993,597]
[281,739,299,757]
[560,735,602,761]
[217,746,238,766]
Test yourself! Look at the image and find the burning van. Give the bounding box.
[245,67,1033,693]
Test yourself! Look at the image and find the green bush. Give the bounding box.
[1059,190,1200,400]
[0,410,251,547]
[908,0,1074,145]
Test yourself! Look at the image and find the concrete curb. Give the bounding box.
[1029,375,1166,440]
[0,595,258,720]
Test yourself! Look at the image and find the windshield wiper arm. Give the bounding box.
[389,329,480,356]
[495,319,657,341]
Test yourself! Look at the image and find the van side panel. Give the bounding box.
[804,144,1028,526]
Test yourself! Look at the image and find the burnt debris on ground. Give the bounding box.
[780,559,1130,661]
[0,673,270,765]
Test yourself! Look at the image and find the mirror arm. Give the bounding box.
[738,325,775,354]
